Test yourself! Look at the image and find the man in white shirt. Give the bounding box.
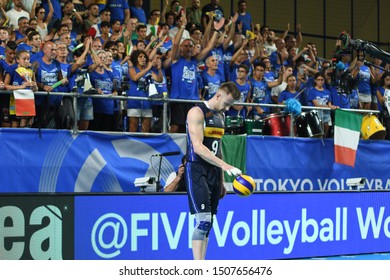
[271,66,293,104]
[6,0,30,29]
[164,156,187,192]
[168,15,190,41]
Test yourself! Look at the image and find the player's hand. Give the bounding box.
[226,167,242,177]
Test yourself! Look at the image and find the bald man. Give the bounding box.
[202,55,223,100]
[32,41,67,128]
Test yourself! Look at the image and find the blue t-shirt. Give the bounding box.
[278,89,303,104]
[68,65,93,103]
[170,57,198,100]
[250,77,270,116]
[107,0,129,24]
[159,39,173,54]
[153,68,168,94]
[229,60,250,82]
[0,59,13,76]
[127,66,152,110]
[5,64,29,86]
[0,46,5,57]
[16,43,33,52]
[327,84,350,109]
[229,63,240,82]
[130,6,147,24]
[236,12,252,35]
[264,71,276,82]
[14,30,25,42]
[111,60,123,83]
[377,87,388,112]
[223,44,234,81]
[202,71,222,100]
[110,67,121,111]
[307,87,331,107]
[57,61,73,93]
[90,69,115,114]
[269,51,288,72]
[30,51,44,63]
[42,0,61,21]
[357,65,371,94]
[207,46,226,82]
[120,60,129,80]
[150,67,167,106]
[35,58,62,105]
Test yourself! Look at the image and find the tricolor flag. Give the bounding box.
[334,109,363,167]
[150,24,158,37]
[13,89,36,116]
[126,44,133,56]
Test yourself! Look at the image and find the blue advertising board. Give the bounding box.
[74,191,390,260]
[1,129,390,193]
[246,136,390,192]
[0,129,186,193]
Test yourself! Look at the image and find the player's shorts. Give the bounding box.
[185,161,222,215]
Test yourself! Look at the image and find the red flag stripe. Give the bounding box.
[15,99,36,116]
[334,145,356,167]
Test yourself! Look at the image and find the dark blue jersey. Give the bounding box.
[186,102,225,165]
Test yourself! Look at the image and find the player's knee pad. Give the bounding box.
[192,212,212,241]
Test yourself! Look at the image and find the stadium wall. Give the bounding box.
[150,0,390,58]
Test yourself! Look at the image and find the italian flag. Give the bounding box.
[13,89,36,116]
[334,109,363,167]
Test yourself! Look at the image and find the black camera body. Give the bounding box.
[337,71,357,94]
[328,59,357,95]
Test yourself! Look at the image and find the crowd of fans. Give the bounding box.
[0,0,389,139]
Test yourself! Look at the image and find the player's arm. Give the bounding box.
[187,107,240,176]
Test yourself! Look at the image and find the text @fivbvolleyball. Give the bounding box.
[248,178,390,191]
[90,206,390,258]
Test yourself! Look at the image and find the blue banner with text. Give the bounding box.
[1,129,390,193]
[0,128,186,193]
[74,192,390,260]
[246,136,390,191]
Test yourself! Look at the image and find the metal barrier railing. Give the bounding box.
[0,90,381,136]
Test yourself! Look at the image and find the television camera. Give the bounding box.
[329,31,390,94]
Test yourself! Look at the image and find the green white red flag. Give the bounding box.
[334,109,363,167]
[13,89,36,117]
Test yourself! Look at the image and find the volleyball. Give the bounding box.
[233,175,255,197]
